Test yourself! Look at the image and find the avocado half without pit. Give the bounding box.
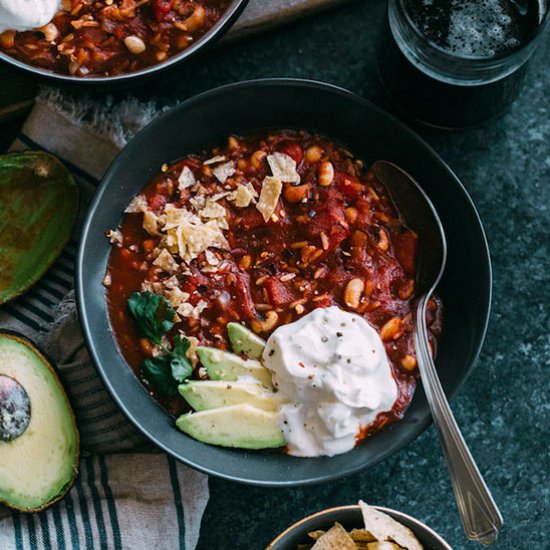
[0,332,79,512]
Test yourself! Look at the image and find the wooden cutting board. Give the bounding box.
[0,0,352,124]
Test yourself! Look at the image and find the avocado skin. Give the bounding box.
[0,330,79,513]
[0,152,78,305]
[226,322,266,359]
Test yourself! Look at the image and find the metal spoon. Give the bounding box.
[372,160,503,546]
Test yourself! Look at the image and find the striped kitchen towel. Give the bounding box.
[0,89,209,550]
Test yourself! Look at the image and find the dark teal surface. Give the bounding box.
[86,0,550,547]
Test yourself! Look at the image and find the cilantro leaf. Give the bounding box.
[141,336,193,396]
[142,354,177,396]
[169,336,193,383]
[128,291,175,346]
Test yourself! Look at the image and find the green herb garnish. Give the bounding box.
[142,336,193,397]
[128,291,175,346]
[128,292,193,396]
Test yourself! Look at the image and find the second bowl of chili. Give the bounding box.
[0,0,248,85]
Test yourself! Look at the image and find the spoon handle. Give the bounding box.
[414,298,503,546]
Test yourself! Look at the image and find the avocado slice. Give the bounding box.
[196,346,273,388]
[0,152,78,304]
[227,322,266,359]
[0,332,79,512]
[176,404,285,449]
[179,380,280,412]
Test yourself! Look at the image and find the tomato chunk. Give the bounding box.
[265,277,297,306]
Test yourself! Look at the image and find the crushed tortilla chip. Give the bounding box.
[267,152,300,183]
[124,194,147,213]
[152,249,178,272]
[178,166,196,189]
[256,176,282,222]
[228,182,258,208]
[165,287,190,307]
[143,210,161,236]
[365,542,401,549]
[164,205,197,230]
[311,523,357,550]
[201,200,226,219]
[359,502,423,550]
[350,529,377,542]
[203,155,227,165]
[177,299,208,319]
[173,219,229,263]
[212,161,236,184]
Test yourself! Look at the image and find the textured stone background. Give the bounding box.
[140,1,548,548]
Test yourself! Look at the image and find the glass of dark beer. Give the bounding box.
[377,0,550,129]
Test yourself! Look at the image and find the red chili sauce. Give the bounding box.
[105,130,442,440]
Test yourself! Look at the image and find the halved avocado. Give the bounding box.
[0,152,78,304]
[176,404,285,450]
[196,346,273,388]
[227,322,266,359]
[178,380,280,412]
[0,332,79,512]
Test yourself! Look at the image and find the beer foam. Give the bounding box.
[446,0,521,56]
[408,0,529,58]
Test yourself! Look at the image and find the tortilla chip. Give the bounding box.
[311,523,357,550]
[366,542,401,550]
[307,530,326,540]
[359,501,423,550]
[350,529,377,542]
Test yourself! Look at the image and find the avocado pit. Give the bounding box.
[0,374,31,441]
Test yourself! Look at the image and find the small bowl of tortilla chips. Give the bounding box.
[266,501,452,550]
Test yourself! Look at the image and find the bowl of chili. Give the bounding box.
[77,78,492,486]
[0,0,248,85]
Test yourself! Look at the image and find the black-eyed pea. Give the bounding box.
[250,310,279,333]
[344,278,365,309]
[318,161,334,187]
[380,317,403,341]
[305,145,323,163]
[401,354,417,370]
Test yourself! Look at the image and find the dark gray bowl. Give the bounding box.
[77,79,492,486]
[0,0,247,87]
[265,505,453,550]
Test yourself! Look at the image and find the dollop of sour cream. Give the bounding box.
[263,306,398,457]
[0,0,60,34]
